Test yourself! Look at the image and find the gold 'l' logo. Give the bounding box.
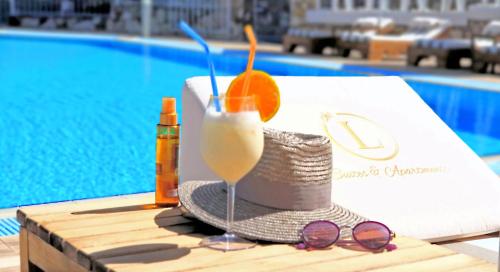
[323,112,399,161]
[338,121,384,150]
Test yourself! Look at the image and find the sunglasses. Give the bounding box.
[299,220,397,251]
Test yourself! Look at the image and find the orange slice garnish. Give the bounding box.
[225,70,280,122]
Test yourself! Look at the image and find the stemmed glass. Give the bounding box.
[199,95,264,251]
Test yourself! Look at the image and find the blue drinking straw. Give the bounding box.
[179,21,221,112]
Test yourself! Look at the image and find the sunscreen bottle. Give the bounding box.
[155,97,180,206]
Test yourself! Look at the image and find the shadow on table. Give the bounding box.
[92,243,191,268]
[154,209,224,237]
[72,203,159,215]
[291,240,387,253]
[336,240,386,253]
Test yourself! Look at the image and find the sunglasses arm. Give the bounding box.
[384,232,397,251]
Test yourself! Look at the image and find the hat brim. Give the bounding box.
[179,180,368,243]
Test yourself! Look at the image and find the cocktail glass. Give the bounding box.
[199,95,264,251]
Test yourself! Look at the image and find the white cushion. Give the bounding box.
[371,18,449,42]
[354,17,394,30]
[340,30,376,42]
[339,17,394,43]
[372,34,419,42]
[474,39,495,50]
[409,17,449,31]
[180,76,500,242]
[482,20,500,36]
[354,17,379,27]
[372,26,449,42]
[476,44,499,54]
[421,26,448,39]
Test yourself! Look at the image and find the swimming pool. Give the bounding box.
[1,32,499,209]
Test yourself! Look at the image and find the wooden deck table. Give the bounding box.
[16,193,497,272]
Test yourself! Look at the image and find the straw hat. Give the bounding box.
[179,128,367,243]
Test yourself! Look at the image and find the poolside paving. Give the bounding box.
[0,235,19,272]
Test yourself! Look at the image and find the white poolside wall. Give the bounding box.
[305,1,500,27]
[306,9,500,27]
[3,0,243,40]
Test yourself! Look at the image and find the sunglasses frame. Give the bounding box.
[301,220,396,250]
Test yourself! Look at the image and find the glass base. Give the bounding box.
[200,233,256,251]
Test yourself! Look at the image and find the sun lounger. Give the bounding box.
[283,17,394,56]
[340,17,451,61]
[181,76,500,242]
[335,17,395,58]
[471,20,500,73]
[407,39,472,69]
[282,27,339,54]
[408,20,500,70]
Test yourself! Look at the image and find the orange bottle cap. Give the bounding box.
[162,97,176,114]
[160,97,177,125]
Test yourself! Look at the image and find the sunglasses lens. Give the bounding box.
[303,221,339,248]
[353,222,391,250]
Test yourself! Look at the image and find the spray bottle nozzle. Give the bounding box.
[160,97,177,125]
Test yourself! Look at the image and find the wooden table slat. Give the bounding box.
[54,215,191,239]
[450,263,498,272]
[28,231,87,272]
[19,228,28,272]
[190,239,431,272]
[60,220,195,269]
[28,203,178,224]
[75,233,205,270]
[86,233,206,260]
[365,253,489,272]
[97,243,300,272]
[95,237,427,272]
[285,245,457,272]
[17,194,154,226]
[65,219,194,249]
[26,206,189,250]
[30,206,182,232]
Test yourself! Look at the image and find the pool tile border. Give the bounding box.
[0,218,19,237]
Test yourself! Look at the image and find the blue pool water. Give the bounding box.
[1,34,499,209]
[0,36,230,208]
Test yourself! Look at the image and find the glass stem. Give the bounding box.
[226,183,235,236]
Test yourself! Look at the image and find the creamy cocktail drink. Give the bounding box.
[198,95,264,251]
[201,110,264,184]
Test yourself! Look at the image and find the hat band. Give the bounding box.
[236,178,332,211]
